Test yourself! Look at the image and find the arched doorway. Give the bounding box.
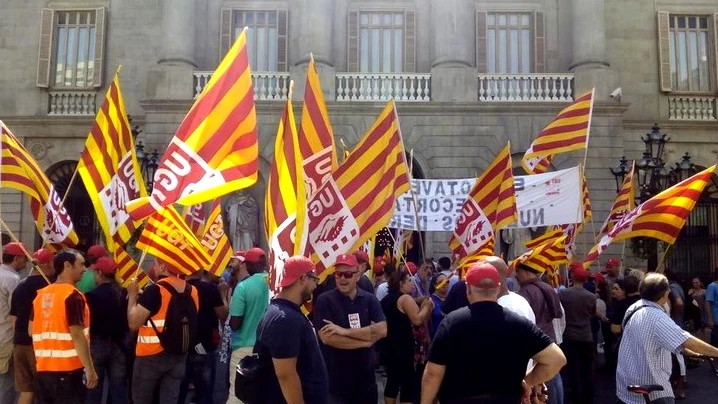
[667,171,718,279]
[45,161,99,251]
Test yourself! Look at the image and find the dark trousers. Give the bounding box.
[711,326,718,347]
[87,338,128,404]
[178,351,216,404]
[35,369,86,404]
[561,340,594,404]
[329,369,378,404]
[131,351,186,404]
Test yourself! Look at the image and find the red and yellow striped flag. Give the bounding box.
[522,89,595,174]
[599,161,635,235]
[200,199,233,276]
[184,203,206,238]
[449,143,517,260]
[455,237,496,279]
[298,55,338,199]
[583,166,715,268]
[303,101,410,281]
[114,246,148,287]
[265,97,306,288]
[525,227,564,250]
[511,235,569,273]
[0,121,78,248]
[136,206,212,276]
[77,71,147,252]
[127,28,258,219]
[582,171,592,221]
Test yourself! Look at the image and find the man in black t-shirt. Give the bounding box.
[9,248,54,404]
[422,262,566,404]
[255,256,328,404]
[178,270,228,404]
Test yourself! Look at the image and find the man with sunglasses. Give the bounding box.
[313,253,388,404]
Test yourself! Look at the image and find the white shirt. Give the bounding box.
[0,264,20,344]
[498,292,536,324]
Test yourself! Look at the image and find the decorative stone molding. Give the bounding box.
[28,142,50,160]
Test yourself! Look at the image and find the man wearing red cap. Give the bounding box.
[0,241,29,403]
[9,247,53,404]
[352,250,376,294]
[312,253,387,404]
[602,258,622,299]
[559,264,597,404]
[421,262,566,404]
[76,245,109,294]
[85,257,129,404]
[228,247,269,403]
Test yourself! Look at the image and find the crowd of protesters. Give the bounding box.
[1,239,718,404]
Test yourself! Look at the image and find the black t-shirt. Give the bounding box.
[610,294,641,327]
[85,283,128,341]
[255,298,328,404]
[187,279,224,351]
[428,301,552,402]
[311,288,385,397]
[442,281,469,315]
[9,276,49,345]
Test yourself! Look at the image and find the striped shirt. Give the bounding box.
[616,299,691,404]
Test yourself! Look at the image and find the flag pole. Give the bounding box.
[655,243,672,274]
[386,226,423,293]
[581,88,596,169]
[0,218,51,284]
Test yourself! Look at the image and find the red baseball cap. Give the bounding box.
[3,242,26,257]
[465,262,501,289]
[87,245,109,260]
[32,248,54,265]
[592,272,606,284]
[244,248,265,263]
[94,256,118,275]
[335,253,358,268]
[353,250,369,264]
[405,262,418,275]
[571,266,590,282]
[231,250,246,261]
[277,256,316,288]
[604,258,620,270]
[373,257,387,275]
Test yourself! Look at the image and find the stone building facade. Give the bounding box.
[1,0,717,276]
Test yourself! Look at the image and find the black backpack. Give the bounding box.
[149,281,198,354]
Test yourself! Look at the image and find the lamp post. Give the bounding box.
[135,141,159,191]
[610,124,696,270]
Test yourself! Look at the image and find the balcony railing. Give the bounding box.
[668,96,717,121]
[336,73,431,102]
[193,71,290,100]
[48,90,97,115]
[477,74,575,102]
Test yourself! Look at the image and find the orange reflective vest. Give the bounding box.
[136,277,199,357]
[31,283,90,372]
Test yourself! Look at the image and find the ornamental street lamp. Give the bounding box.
[135,141,159,191]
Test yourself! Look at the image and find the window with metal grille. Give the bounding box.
[53,11,97,88]
[668,15,713,92]
[486,13,533,74]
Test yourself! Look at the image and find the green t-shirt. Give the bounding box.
[76,270,97,293]
[230,272,269,350]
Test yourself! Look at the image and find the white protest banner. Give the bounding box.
[389,166,583,231]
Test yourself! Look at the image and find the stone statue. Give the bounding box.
[501,227,537,261]
[223,190,259,251]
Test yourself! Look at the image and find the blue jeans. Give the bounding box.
[178,351,216,404]
[213,343,231,404]
[87,338,128,404]
[546,373,564,404]
[0,362,16,404]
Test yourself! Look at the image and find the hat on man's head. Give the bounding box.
[277,256,316,288]
[353,250,369,264]
[569,263,590,282]
[231,250,246,261]
[465,262,501,289]
[373,257,387,275]
[32,248,54,265]
[335,253,358,268]
[3,242,26,257]
[244,248,266,264]
[94,257,118,275]
[604,258,620,270]
[405,262,418,276]
[87,245,109,260]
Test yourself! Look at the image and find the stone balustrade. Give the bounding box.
[193,71,290,100]
[477,74,575,102]
[48,90,97,115]
[668,96,717,121]
[336,73,431,102]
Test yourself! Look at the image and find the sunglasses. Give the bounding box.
[334,271,357,279]
[304,273,319,282]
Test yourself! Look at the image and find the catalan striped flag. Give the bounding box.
[582,170,592,221]
[583,166,715,268]
[303,100,410,281]
[200,199,233,276]
[136,206,212,275]
[525,227,564,249]
[184,203,207,238]
[449,143,517,260]
[266,97,306,289]
[600,161,636,235]
[127,28,258,220]
[114,246,148,287]
[77,71,147,252]
[392,228,413,262]
[521,89,595,174]
[298,55,338,199]
[0,121,78,247]
[456,237,496,279]
[511,235,569,274]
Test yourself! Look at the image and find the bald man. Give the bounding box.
[485,256,536,324]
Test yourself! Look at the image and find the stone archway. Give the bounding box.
[45,160,98,251]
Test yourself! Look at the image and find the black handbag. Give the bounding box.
[234,353,269,403]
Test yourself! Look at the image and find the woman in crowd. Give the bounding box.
[688,277,708,340]
[381,269,433,404]
[428,272,449,339]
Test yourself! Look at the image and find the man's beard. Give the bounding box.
[300,288,313,303]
